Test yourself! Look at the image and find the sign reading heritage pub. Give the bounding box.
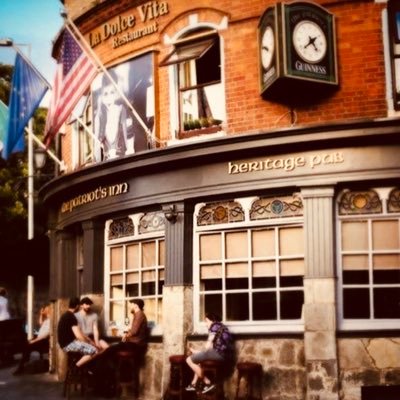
[89,0,170,49]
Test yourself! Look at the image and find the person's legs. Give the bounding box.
[64,340,98,367]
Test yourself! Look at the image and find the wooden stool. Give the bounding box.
[115,350,138,398]
[198,359,225,400]
[234,362,263,400]
[62,352,89,399]
[166,354,188,400]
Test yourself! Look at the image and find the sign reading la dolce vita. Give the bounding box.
[61,182,129,213]
[89,0,169,49]
[228,151,344,174]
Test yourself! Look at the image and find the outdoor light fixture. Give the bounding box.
[163,204,178,223]
[34,146,47,171]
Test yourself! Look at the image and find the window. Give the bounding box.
[71,95,95,169]
[194,195,304,333]
[388,0,400,110]
[161,28,225,137]
[105,213,165,334]
[338,188,400,330]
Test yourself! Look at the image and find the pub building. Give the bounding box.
[41,0,400,399]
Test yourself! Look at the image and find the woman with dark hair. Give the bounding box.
[185,313,233,394]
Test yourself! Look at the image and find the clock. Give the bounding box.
[258,2,338,102]
[258,5,278,95]
[261,25,275,70]
[292,20,327,64]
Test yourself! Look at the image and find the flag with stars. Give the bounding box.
[44,29,97,147]
[2,53,48,159]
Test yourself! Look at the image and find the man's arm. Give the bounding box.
[72,324,92,344]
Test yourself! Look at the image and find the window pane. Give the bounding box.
[374,288,400,318]
[142,242,156,267]
[200,294,222,320]
[342,221,368,251]
[252,276,276,289]
[226,262,248,278]
[110,246,123,271]
[252,229,275,257]
[280,259,304,276]
[110,301,124,322]
[110,274,123,298]
[127,244,139,270]
[279,227,303,255]
[201,264,222,279]
[342,255,368,270]
[145,298,157,324]
[373,261,400,284]
[343,270,369,284]
[373,254,400,269]
[159,240,165,264]
[280,291,303,319]
[195,38,220,84]
[227,293,249,321]
[343,288,370,318]
[372,220,399,250]
[253,292,277,320]
[226,231,247,259]
[200,234,221,261]
[253,261,275,276]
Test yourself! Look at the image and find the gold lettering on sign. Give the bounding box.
[228,152,344,174]
[89,1,169,49]
[61,183,129,213]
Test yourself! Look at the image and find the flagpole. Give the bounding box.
[28,120,34,240]
[63,16,155,144]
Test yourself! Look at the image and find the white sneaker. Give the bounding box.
[202,384,215,394]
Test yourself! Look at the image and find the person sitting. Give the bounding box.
[185,313,233,394]
[13,304,51,375]
[57,297,100,367]
[75,297,109,351]
[0,287,10,321]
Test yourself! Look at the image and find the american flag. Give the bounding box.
[44,29,97,147]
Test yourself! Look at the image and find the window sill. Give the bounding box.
[179,124,222,139]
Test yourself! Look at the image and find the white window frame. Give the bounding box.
[164,22,227,144]
[337,189,400,331]
[104,214,165,336]
[193,200,304,335]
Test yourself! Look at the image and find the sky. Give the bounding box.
[0,0,64,105]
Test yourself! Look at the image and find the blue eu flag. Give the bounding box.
[2,53,48,159]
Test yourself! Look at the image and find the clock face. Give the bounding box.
[292,20,327,63]
[261,26,275,69]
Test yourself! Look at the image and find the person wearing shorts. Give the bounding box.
[57,297,99,367]
[186,313,233,394]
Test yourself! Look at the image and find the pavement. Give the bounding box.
[0,354,119,399]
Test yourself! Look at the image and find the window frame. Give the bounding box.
[193,200,305,335]
[388,0,400,110]
[162,26,226,140]
[104,214,165,336]
[337,189,400,331]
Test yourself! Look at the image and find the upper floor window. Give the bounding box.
[337,188,400,330]
[161,28,225,138]
[388,0,400,110]
[194,194,304,334]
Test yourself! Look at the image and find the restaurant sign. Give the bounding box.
[61,182,129,213]
[89,0,170,49]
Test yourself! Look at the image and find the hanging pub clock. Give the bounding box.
[258,1,338,103]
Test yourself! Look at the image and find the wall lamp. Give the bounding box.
[163,204,178,223]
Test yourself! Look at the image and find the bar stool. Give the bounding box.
[166,354,188,400]
[198,359,225,400]
[62,351,89,399]
[234,362,263,400]
[115,350,137,398]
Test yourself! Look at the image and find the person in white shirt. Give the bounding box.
[75,297,109,351]
[13,304,51,375]
[0,287,10,321]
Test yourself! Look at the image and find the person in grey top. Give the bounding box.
[75,297,109,350]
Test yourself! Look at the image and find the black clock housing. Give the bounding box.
[258,1,338,104]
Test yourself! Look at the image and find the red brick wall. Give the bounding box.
[60,0,389,168]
